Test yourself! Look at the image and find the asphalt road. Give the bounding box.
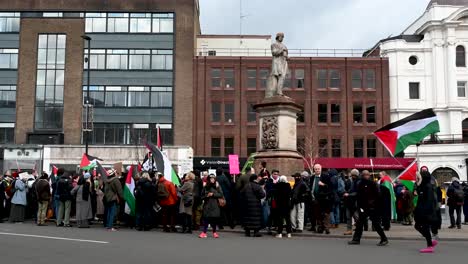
[1,223,467,264]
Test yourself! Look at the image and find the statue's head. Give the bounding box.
[275,32,284,42]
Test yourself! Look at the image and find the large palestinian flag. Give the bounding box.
[80,154,102,171]
[374,109,439,156]
[143,140,180,186]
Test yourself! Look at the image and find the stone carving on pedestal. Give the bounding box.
[261,116,278,149]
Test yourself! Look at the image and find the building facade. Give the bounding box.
[193,52,391,165]
[379,0,468,181]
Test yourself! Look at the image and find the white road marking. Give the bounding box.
[0,232,109,244]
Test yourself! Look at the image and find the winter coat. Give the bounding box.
[35,179,51,202]
[104,176,123,203]
[291,179,309,205]
[400,190,414,214]
[216,174,232,205]
[273,182,291,213]
[179,181,194,215]
[355,179,381,212]
[71,184,93,221]
[414,180,438,224]
[135,178,155,208]
[201,183,224,219]
[447,181,464,207]
[11,180,27,206]
[56,175,73,202]
[157,177,178,207]
[235,173,251,191]
[343,178,356,209]
[317,174,333,211]
[240,182,265,229]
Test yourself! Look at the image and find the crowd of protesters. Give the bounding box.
[0,161,466,253]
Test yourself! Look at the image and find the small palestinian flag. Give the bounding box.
[143,140,180,186]
[80,154,102,170]
[379,175,397,220]
[374,109,439,156]
[124,165,137,216]
[397,160,418,192]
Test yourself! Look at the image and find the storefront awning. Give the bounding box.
[307,158,415,170]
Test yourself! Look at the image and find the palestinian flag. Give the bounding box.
[144,140,180,186]
[380,175,397,220]
[374,109,439,156]
[80,154,102,170]
[124,165,137,216]
[156,126,162,149]
[95,161,109,180]
[396,160,418,192]
[241,153,256,174]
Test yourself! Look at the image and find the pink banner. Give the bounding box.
[228,155,240,175]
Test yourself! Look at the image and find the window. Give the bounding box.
[107,13,129,33]
[129,50,151,70]
[458,81,467,97]
[104,86,127,107]
[318,104,328,123]
[211,138,221,156]
[0,85,16,107]
[284,69,292,88]
[211,68,221,88]
[247,69,257,88]
[211,102,221,122]
[330,69,341,89]
[365,69,376,89]
[259,69,269,89]
[353,138,364,157]
[35,34,66,130]
[367,138,377,157]
[92,123,129,145]
[331,104,340,123]
[0,124,14,144]
[83,86,105,106]
[317,69,327,89]
[247,103,256,123]
[409,82,420,99]
[225,137,234,155]
[225,102,234,123]
[224,69,235,88]
[85,13,107,32]
[151,50,173,70]
[247,138,257,156]
[456,45,466,67]
[297,137,305,156]
[128,86,150,107]
[150,87,172,108]
[106,50,128,70]
[130,13,152,33]
[0,12,20,32]
[297,111,305,123]
[152,13,174,33]
[319,138,328,157]
[0,49,18,69]
[366,104,376,123]
[84,49,106,69]
[295,69,305,88]
[353,104,363,124]
[351,69,362,89]
[43,12,63,17]
[331,139,341,158]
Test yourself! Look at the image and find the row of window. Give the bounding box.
[84,123,173,145]
[83,86,172,108]
[210,137,377,158]
[0,12,174,33]
[84,49,173,70]
[211,68,377,90]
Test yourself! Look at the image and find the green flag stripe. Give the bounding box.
[123,186,135,216]
[395,120,439,154]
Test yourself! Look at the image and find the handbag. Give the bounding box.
[218,198,226,207]
[46,208,54,219]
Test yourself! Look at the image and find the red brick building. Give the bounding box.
[193,56,391,162]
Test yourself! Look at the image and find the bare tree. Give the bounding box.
[298,134,328,171]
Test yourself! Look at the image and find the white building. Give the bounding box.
[196,34,272,56]
[379,0,468,181]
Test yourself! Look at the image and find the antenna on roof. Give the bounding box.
[239,0,249,46]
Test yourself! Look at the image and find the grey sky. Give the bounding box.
[199,0,428,49]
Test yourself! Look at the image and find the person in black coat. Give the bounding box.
[273,176,292,238]
[348,170,388,246]
[240,174,266,237]
[216,168,234,229]
[134,172,156,231]
[316,172,333,234]
[414,170,439,253]
[447,177,464,229]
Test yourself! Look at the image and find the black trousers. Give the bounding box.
[449,205,462,227]
[415,222,433,247]
[352,209,387,242]
[275,209,292,234]
[181,213,192,231]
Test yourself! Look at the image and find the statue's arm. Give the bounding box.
[271,44,284,56]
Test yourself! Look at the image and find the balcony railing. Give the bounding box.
[421,134,468,145]
[196,48,370,58]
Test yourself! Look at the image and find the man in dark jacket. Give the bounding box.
[348,170,388,246]
[447,177,464,229]
[290,172,309,233]
[35,173,51,226]
[134,172,155,231]
[104,169,123,231]
[56,172,73,227]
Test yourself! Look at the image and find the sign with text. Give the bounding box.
[229,155,240,175]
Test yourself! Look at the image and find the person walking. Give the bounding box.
[447,177,464,229]
[414,170,439,253]
[240,174,266,237]
[157,172,178,232]
[274,176,292,238]
[71,173,93,228]
[134,171,155,231]
[56,172,73,227]
[35,172,51,226]
[199,174,224,238]
[104,169,123,231]
[179,172,195,233]
[9,176,27,223]
[348,170,388,246]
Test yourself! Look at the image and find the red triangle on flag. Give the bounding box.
[374,130,398,155]
[80,153,91,168]
[397,160,418,181]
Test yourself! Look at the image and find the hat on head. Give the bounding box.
[84,172,91,179]
[292,172,301,178]
[107,169,116,176]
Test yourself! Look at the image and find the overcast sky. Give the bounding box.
[199,0,428,50]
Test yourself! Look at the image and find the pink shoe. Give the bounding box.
[199,232,207,238]
[420,247,434,253]
[213,232,219,238]
[432,240,438,247]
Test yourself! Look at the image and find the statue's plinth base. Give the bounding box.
[254,95,304,176]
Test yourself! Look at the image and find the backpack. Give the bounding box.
[157,182,169,200]
[10,179,17,194]
[454,188,465,204]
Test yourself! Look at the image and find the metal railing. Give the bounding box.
[196,48,370,58]
[421,134,468,144]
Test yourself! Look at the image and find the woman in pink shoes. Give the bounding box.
[414,170,439,253]
[199,174,224,239]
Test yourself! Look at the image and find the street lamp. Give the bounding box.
[81,35,92,155]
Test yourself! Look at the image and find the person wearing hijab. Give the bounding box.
[71,173,93,228]
[414,170,439,253]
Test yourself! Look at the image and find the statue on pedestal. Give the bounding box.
[266,32,288,98]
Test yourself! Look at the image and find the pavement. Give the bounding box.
[0,222,468,264]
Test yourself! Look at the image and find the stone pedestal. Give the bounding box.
[253,96,304,176]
